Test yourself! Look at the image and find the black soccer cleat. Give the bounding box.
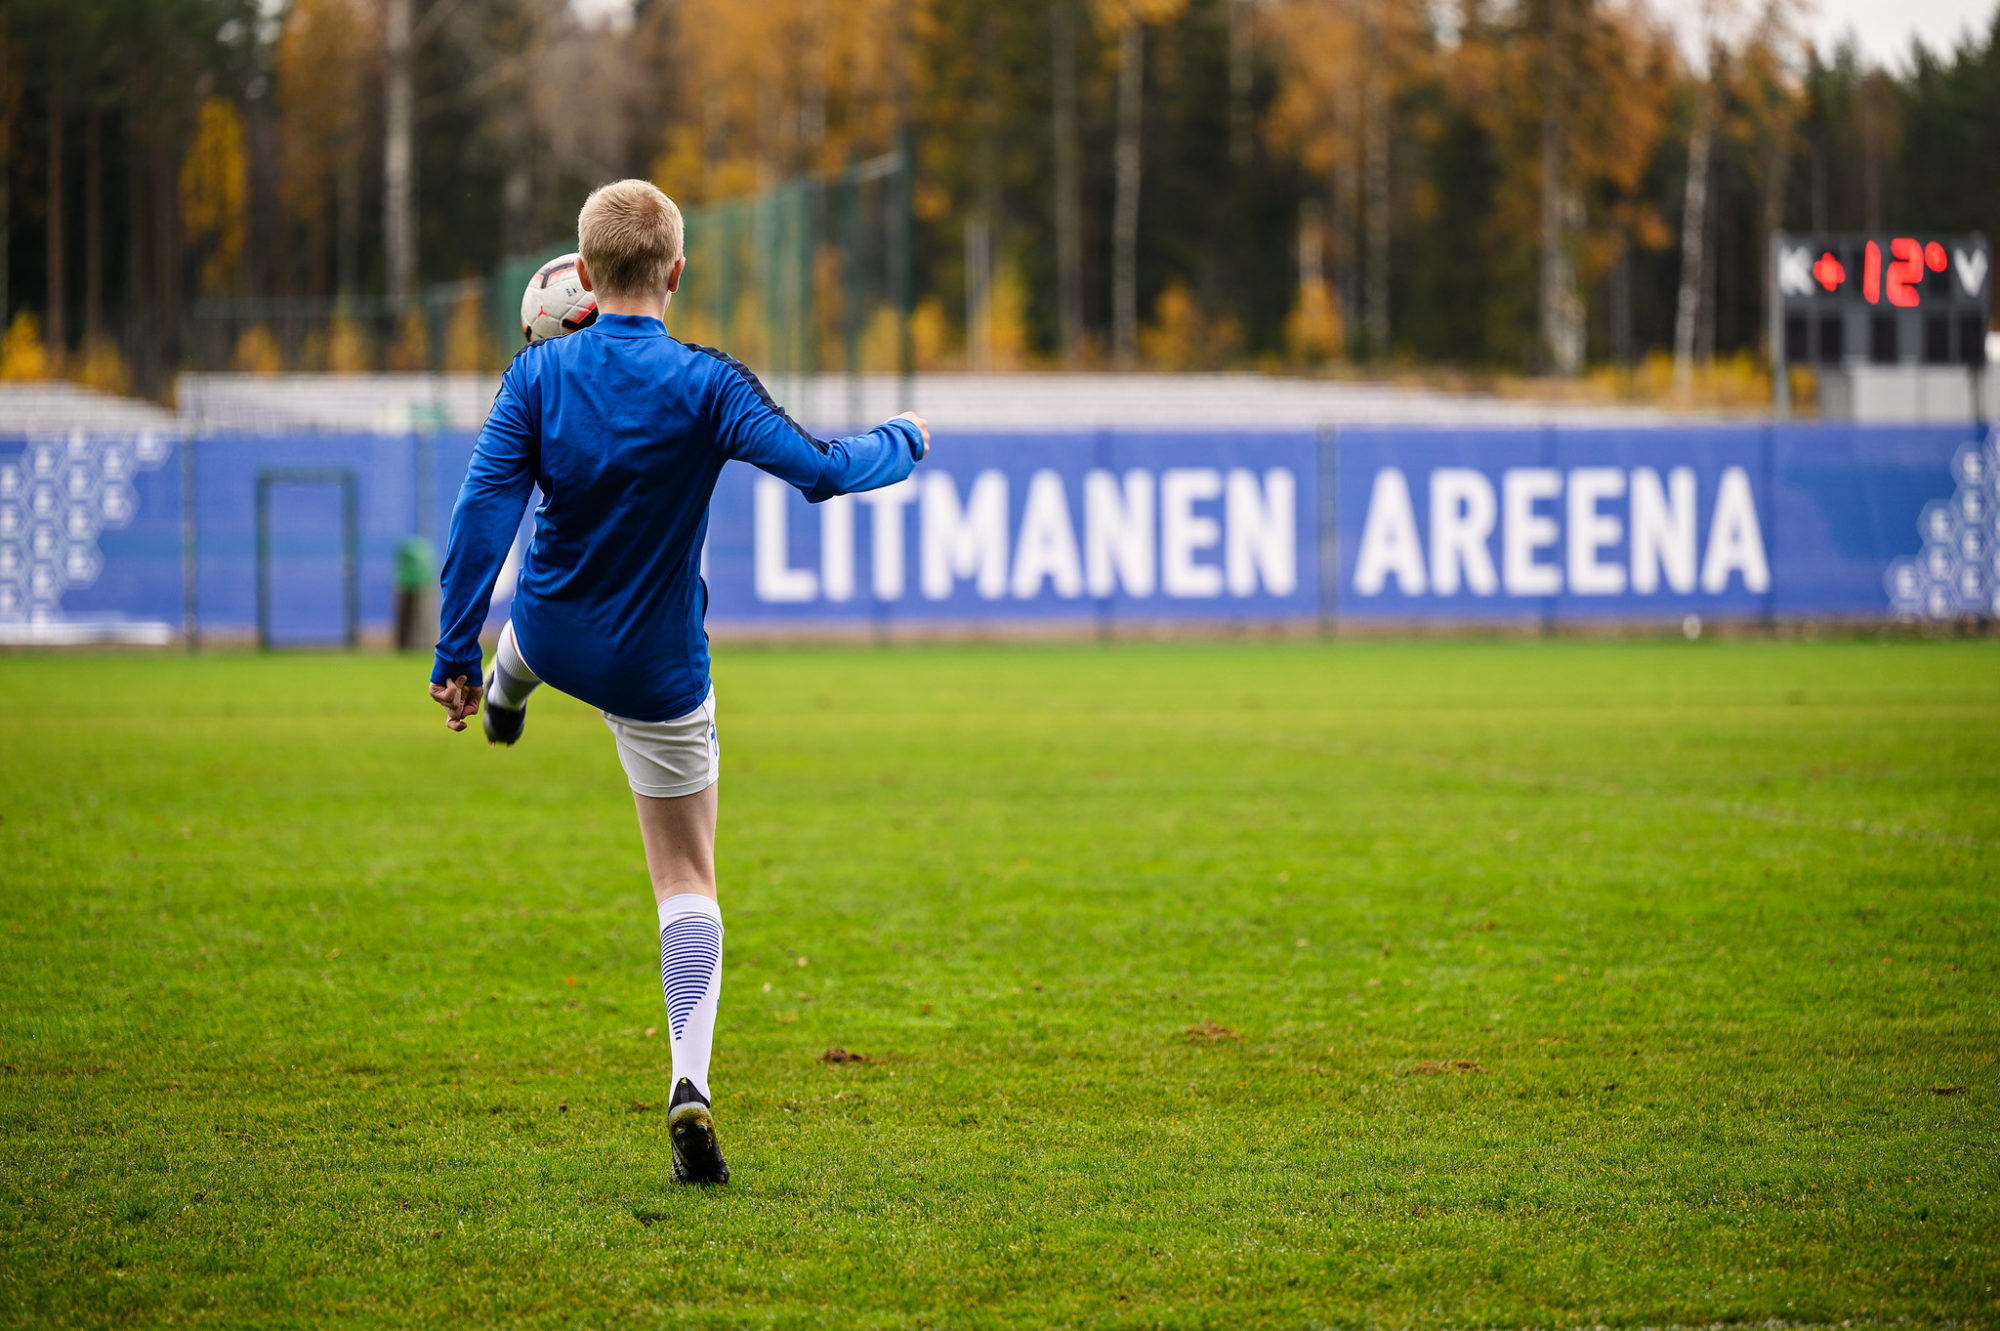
[668,1078,729,1185]
[481,669,526,747]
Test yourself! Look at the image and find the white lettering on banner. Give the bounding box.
[1226,469,1297,596]
[754,476,817,602]
[1352,468,1426,595]
[748,465,1301,605]
[861,479,916,599]
[1630,467,1696,594]
[1349,462,1771,600]
[921,470,1009,599]
[1566,467,1626,595]
[820,494,856,602]
[1160,468,1224,597]
[1700,466,1770,593]
[1429,468,1498,595]
[1084,469,1155,597]
[1502,469,1563,596]
[1012,470,1084,598]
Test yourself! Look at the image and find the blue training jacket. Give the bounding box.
[431,312,925,721]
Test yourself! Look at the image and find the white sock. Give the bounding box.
[488,620,541,710]
[657,894,723,1102]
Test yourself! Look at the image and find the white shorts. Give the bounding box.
[603,689,720,799]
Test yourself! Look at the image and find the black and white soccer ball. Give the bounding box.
[520,252,597,342]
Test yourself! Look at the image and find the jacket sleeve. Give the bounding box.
[700,348,925,502]
[431,359,538,687]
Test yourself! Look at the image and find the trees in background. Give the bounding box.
[1,0,1997,392]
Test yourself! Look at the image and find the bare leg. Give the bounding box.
[633,781,718,903]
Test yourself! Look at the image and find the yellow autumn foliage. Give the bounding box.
[181,99,248,292]
[0,311,50,380]
[234,326,283,376]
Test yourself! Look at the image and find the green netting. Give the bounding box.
[496,149,911,403]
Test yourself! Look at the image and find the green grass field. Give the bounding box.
[1,640,1995,1328]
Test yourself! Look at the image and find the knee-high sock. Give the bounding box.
[657,894,723,1101]
[488,620,541,709]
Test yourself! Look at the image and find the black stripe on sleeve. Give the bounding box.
[488,337,547,418]
[685,342,829,455]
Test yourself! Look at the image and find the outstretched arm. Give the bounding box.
[700,347,929,499]
[430,363,538,729]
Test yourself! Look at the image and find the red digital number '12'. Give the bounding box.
[1865,238,1928,306]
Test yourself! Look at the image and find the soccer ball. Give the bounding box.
[519,252,597,342]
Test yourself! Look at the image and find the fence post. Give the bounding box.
[342,470,360,650]
[1096,429,1116,642]
[1317,425,1338,637]
[797,181,818,420]
[718,200,737,348]
[1540,425,1557,637]
[893,125,915,411]
[181,429,198,651]
[1762,423,1777,631]
[255,472,270,651]
[843,162,864,429]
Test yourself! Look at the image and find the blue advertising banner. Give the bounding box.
[190,433,421,638]
[1336,427,1779,623]
[1337,424,1996,623]
[0,431,182,634]
[1770,425,1989,619]
[701,430,1321,628]
[3,421,1993,639]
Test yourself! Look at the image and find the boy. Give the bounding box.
[427,179,929,1185]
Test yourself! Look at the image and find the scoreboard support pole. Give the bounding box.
[1316,425,1338,637]
[1768,233,1790,420]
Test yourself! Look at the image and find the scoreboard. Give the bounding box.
[1770,232,1991,368]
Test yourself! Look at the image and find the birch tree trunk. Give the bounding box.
[1299,196,1324,291]
[338,149,359,306]
[1538,0,1582,376]
[964,212,992,370]
[384,0,415,311]
[127,107,151,392]
[46,86,64,358]
[1363,48,1389,355]
[154,129,177,374]
[1612,231,1632,371]
[1672,85,1713,400]
[0,98,9,331]
[1051,0,1085,364]
[85,108,102,344]
[1111,20,1144,367]
[1334,59,1359,352]
[1227,0,1252,171]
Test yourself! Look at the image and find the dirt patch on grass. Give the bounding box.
[1931,1084,1966,1096]
[1406,1059,1485,1076]
[820,1047,871,1063]
[1183,1020,1241,1042]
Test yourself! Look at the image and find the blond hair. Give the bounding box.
[577,180,684,299]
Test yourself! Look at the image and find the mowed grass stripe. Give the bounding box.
[0,640,1993,1328]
